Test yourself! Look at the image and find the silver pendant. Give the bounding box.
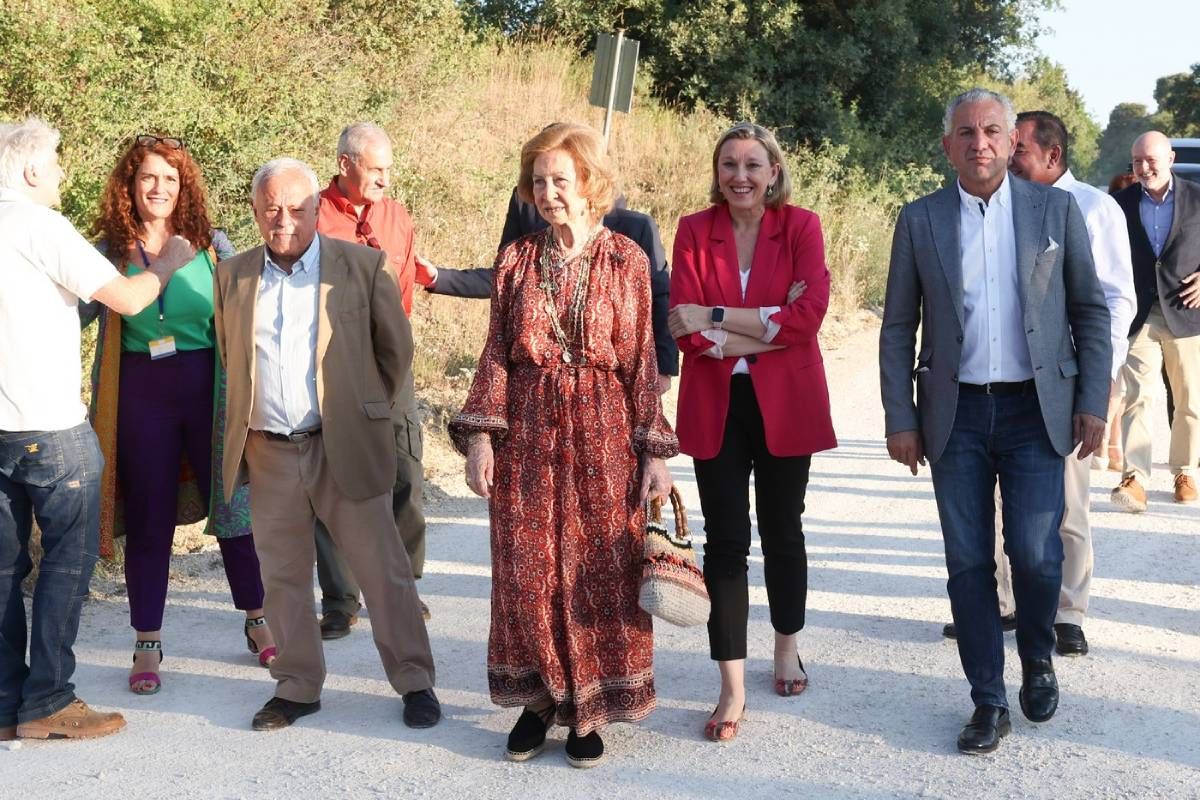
[562,351,573,364]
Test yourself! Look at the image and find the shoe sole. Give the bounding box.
[957,718,1011,755]
[1110,491,1146,513]
[566,752,606,769]
[16,722,126,740]
[1055,645,1088,657]
[321,628,352,641]
[505,742,546,762]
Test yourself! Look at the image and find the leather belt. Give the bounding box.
[257,426,322,443]
[959,380,1034,396]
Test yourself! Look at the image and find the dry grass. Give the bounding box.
[372,40,934,423]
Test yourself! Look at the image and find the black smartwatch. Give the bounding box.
[710,306,726,329]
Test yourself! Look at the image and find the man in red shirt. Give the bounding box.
[315,122,428,635]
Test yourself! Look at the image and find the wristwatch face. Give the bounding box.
[711,307,725,325]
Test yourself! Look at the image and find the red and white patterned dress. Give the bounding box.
[449,228,678,735]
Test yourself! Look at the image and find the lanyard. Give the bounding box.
[135,240,167,333]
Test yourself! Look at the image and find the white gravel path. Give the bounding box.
[4,320,1198,799]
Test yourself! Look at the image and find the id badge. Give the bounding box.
[149,336,177,360]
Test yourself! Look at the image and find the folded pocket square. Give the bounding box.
[1042,237,1059,254]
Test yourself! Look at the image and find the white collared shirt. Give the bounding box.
[0,189,119,430]
[1054,170,1136,378]
[249,235,322,434]
[957,175,1033,384]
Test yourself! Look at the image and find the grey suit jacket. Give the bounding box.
[879,175,1112,463]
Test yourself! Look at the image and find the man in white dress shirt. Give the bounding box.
[880,89,1111,753]
[939,111,1136,657]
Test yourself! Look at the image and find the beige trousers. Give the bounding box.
[244,431,435,704]
[1121,304,1200,480]
[994,448,1092,625]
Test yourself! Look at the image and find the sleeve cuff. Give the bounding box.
[760,306,782,343]
[700,328,727,359]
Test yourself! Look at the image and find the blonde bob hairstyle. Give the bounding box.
[516,122,617,220]
[708,122,792,209]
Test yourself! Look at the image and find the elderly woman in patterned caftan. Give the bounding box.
[449,123,676,769]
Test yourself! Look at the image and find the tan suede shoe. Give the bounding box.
[1174,474,1197,503]
[15,699,125,740]
[1111,475,1147,513]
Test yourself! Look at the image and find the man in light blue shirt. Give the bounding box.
[250,235,321,434]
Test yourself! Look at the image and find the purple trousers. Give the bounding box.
[117,349,265,632]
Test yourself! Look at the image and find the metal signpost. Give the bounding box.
[588,30,640,150]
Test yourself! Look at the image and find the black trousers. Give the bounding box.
[693,375,811,661]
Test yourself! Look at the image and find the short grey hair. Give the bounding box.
[337,122,391,161]
[250,157,320,204]
[942,88,1016,136]
[0,116,60,190]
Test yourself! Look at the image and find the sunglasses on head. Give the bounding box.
[135,134,185,150]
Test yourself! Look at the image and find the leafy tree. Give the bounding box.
[1092,102,1170,184]
[973,58,1099,179]
[462,0,1058,171]
[1154,66,1200,137]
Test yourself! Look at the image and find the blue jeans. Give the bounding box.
[930,388,1064,708]
[0,423,103,726]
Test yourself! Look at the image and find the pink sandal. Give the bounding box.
[129,640,162,695]
[244,616,277,667]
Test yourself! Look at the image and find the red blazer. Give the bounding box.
[671,204,837,459]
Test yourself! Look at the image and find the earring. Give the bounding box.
[766,183,776,197]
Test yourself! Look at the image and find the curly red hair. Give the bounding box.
[93,138,213,261]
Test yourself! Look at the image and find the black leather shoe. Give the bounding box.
[319,610,356,640]
[956,705,1010,754]
[505,705,555,762]
[402,688,442,728]
[942,613,1016,639]
[565,728,605,768]
[1018,658,1059,722]
[251,697,321,731]
[1054,623,1089,656]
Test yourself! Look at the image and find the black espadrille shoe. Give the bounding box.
[565,728,605,768]
[505,705,555,762]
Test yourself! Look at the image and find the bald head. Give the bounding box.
[1131,130,1174,199]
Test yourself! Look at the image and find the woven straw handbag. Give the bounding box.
[638,486,710,627]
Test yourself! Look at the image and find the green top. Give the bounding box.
[121,249,216,352]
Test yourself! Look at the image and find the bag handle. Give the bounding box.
[648,486,689,545]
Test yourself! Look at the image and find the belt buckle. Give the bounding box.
[983,383,994,395]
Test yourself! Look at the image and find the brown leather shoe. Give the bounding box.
[319,610,357,640]
[1111,475,1147,513]
[1173,474,1197,503]
[0,724,16,741]
[15,699,125,740]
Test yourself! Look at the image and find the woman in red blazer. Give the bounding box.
[669,122,837,742]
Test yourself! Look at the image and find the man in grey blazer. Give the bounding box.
[879,88,1111,754]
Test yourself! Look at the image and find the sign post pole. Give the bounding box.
[601,29,625,149]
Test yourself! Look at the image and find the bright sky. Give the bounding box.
[1036,0,1199,123]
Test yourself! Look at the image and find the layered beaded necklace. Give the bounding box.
[537,225,602,364]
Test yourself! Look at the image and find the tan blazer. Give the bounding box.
[213,234,413,502]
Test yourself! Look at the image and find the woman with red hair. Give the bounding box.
[88,135,275,695]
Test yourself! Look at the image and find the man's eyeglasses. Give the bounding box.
[135,134,185,150]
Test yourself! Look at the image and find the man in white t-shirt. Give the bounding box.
[0,117,195,741]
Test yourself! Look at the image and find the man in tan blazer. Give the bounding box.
[213,157,440,731]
